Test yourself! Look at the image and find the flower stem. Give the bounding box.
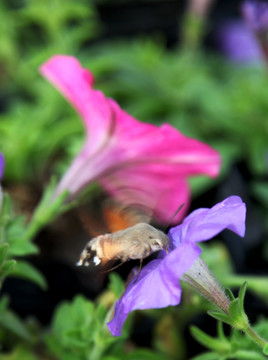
[23,185,69,242]
[244,324,267,349]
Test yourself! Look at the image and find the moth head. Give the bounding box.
[137,223,169,252]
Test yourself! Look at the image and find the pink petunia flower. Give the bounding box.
[107,196,246,336]
[40,55,221,224]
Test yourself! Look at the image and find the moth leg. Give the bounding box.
[101,261,126,274]
[134,258,144,284]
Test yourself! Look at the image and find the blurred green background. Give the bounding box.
[1,0,268,359]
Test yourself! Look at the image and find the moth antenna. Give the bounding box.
[162,203,184,232]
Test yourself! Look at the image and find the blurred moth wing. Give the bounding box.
[77,200,182,271]
[78,198,152,238]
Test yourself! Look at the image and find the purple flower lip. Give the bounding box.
[107,196,246,337]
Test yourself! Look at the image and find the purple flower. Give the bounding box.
[0,152,5,212]
[107,196,246,336]
[242,1,268,34]
[218,21,263,64]
[241,1,268,66]
[0,152,4,181]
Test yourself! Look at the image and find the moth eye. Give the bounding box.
[149,235,153,239]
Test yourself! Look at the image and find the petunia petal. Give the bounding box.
[40,55,113,156]
[242,0,268,34]
[109,100,221,178]
[0,153,5,181]
[100,165,190,224]
[107,242,201,336]
[218,21,263,64]
[169,196,246,246]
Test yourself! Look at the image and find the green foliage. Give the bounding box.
[108,273,125,298]
[228,282,248,330]
[200,242,268,303]
[191,319,268,360]
[44,295,119,360]
[0,346,39,360]
[0,296,33,342]
[0,193,46,290]
[208,283,268,354]
[0,0,99,183]
[44,294,170,360]
[0,1,268,359]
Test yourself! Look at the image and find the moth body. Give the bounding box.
[77,222,169,267]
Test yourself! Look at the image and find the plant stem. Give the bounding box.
[244,324,267,348]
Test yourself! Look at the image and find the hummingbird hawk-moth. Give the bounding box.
[76,201,174,271]
[77,222,170,269]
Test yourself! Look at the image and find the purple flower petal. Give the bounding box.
[107,242,201,336]
[242,1,268,34]
[218,21,263,64]
[169,196,246,247]
[0,153,5,181]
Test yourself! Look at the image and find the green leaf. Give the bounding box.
[207,311,233,327]
[11,260,47,290]
[0,194,13,224]
[124,349,168,360]
[0,296,9,313]
[263,343,268,356]
[225,288,235,301]
[51,295,95,343]
[0,345,38,360]
[234,350,268,360]
[108,273,125,298]
[251,181,268,208]
[0,243,9,266]
[8,239,38,257]
[229,300,241,322]
[228,283,249,330]
[1,259,16,277]
[190,351,221,360]
[0,307,32,341]
[207,311,232,326]
[190,326,230,352]
[238,282,248,312]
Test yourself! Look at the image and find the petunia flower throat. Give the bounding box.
[40,55,221,224]
[107,196,246,337]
